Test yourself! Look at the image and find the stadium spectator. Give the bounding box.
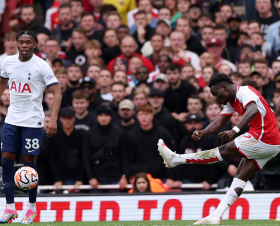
[158,7,172,21]
[167,114,217,190]
[14,4,50,35]
[164,63,196,118]
[35,33,49,59]
[170,31,200,70]
[272,60,280,76]
[227,15,241,49]
[51,3,78,45]
[254,59,274,101]
[133,173,152,192]
[152,73,170,92]
[238,60,252,78]
[186,95,204,117]
[110,82,127,122]
[214,24,237,64]
[79,13,100,41]
[113,99,137,135]
[107,35,154,74]
[0,32,18,71]
[202,86,215,104]
[148,89,180,143]
[229,72,244,86]
[247,20,262,36]
[105,11,123,30]
[72,90,97,132]
[44,91,54,111]
[181,64,195,80]
[49,107,84,188]
[128,57,144,86]
[207,38,237,72]
[203,102,222,128]
[70,0,84,24]
[67,64,83,95]
[83,105,127,191]
[218,64,232,75]
[267,20,280,53]
[54,68,72,108]
[201,65,217,86]
[200,25,214,50]
[97,69,113,102]
[148,54,172,82]
[127,104,176,180]
[103,29,118,48]
[145,34,164,66]
[250,71,264,93]
[253,0,279,39]
[113,71,128,86]
[134,66,149,84]
[89,0,102,23]
[133,88,148,107]
[217,4,233,26]
[188,4,202,38]
[66,27,88,73]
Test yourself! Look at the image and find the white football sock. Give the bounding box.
[210,178,247,219]
[174,148,223,164]
[29,202,36,212]
[7,203,15,211]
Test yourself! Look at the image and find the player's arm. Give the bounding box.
[0,78,8,97]
[219,102,258,142]
[192,115,231,141]
[47,84,62,137]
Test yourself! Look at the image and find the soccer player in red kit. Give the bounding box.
[158,73,280,225]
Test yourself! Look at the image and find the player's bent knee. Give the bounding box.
[1,152,16,161]
[22,155,36,163]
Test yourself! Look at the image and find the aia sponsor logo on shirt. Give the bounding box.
[10,82,31,93]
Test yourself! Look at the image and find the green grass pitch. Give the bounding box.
[9,220,280,226]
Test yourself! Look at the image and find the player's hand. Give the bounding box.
[201,181,211,190]
[228,165,237,176]
[118,177,127,190]
[47,119,57,137]
[192,130,203,141]
[89,178,99,189]
[218,130,237,142]
[74,181,83,189]
[53,181,63,190]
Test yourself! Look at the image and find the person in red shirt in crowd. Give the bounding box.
[44,0,71,30]
[107,35,154,74]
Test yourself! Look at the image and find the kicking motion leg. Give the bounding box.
[0,152,18,223]
[20,155,37,224]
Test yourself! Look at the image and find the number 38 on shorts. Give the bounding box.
[1,124,44,155]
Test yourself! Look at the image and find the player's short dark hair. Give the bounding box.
[81,12,95,20]
[16,30,38,44]
[208,73,234,88]
[100,4,117,16]
[112,81,126,89]
[166,63,181,73]
[20,4,35,12]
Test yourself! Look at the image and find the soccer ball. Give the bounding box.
[14,167,38,190]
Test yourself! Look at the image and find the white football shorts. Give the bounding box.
[234,132,280,169]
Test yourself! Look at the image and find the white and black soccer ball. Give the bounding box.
[14,167,38,190]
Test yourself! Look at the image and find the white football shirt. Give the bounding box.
[0,54,58,128]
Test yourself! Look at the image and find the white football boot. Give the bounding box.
[157,139,181,168]
[193,216,221,225]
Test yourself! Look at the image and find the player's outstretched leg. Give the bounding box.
[0,158,18,223]
[157,139,223,168]
[21,162,37,224]
[193,159,260,225]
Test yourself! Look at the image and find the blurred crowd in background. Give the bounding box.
[1,0,280,193]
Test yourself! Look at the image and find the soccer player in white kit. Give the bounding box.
[158,73,280,225]
[0,31,61,224]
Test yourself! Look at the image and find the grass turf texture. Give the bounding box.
[9,220,280,226]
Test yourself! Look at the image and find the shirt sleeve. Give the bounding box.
[0,59,8,79]
[40,61,59,87]
[238,87,259,108]
[220,102,235,116]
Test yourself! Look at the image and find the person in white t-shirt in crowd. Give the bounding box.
[127,0,158,29]
[0,32,18,71]
[170,31,201,71]
[207,38,237,72]
[141,19,172,56]
[97,69,113,101]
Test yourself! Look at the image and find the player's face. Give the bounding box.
[210,85,230,105]
[72,98,89,114]
[148,96,164,108]
[187,98,202,114]
[67,67,83,82]
[118,108,135,121]
[113,71,127,85]
[111,84,126,103]
[137,111,153,127]
[17,34,36,60]
[133,93,148,107]
[97,113,112,126]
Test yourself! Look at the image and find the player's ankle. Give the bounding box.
[7,203,15,211]
[28,202,36,212]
